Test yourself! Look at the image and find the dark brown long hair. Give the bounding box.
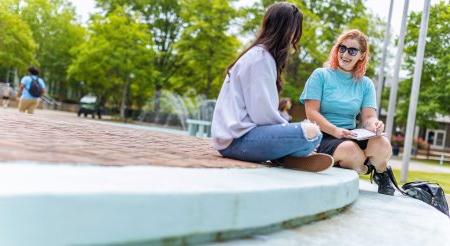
[278,97,291,111]
[227,2,303,92]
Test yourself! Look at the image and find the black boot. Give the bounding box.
[371,169,395,196]
[363,159,375,175]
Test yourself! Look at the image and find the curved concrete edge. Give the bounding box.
[214,181,450,246]
[0,162,359,246]
[120,206,351,246]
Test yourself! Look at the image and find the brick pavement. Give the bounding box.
[0,108,260,168]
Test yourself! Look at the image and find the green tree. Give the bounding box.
[0,10,37,77]
[19,0,85,101]
[240,0,384,101]
[0,2,36,83]
[68,7,154,118]
[97,0,184,111]
[396,1,449,128]
[172,0,240,98]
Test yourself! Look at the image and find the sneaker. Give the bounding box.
[371,169,395,196]
[281,153,334,172]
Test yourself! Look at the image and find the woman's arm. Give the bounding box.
[361,108,384,134]
[305,99,356,139]
[240,49,287,125]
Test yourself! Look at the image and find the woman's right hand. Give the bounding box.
[332,127,356,139]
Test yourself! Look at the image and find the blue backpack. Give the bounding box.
[28,76,43,97]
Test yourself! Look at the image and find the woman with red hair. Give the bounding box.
[300,30,395,195]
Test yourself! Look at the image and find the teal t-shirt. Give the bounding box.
[300,67,377,129]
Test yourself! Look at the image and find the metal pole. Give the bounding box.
[401,0,431,182]
[386,0,410,140]
[376,0,394,112]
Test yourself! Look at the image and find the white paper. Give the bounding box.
[350,128,386,140]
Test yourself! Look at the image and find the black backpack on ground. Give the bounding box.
[385,166,449,216]
[28,76,43,97]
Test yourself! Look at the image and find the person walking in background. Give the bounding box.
[18,67,46,114]
[211,2,333,172]
[278,98,293,122]
[2,83,12,108]
[300,29,395,195]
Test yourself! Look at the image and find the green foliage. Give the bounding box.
[68,7,154,112]
[18,0,85,100]
[220,0,386,108]
[3,0,446,124]
[396,1,449,128]
[0,6,37,72]
[97,0,184,95]
[241,0,384,101]
[172,0,240,98]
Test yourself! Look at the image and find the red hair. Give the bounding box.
[325,30,369,79]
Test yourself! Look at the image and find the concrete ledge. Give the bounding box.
[215,180,450,246]
[0,162,358,246]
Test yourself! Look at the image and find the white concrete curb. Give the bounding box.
[0,162,358,245]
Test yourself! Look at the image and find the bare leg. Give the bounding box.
[333,141,367,174]
[364,136,392,172]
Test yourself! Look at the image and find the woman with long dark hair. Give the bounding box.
[211,2,333,171]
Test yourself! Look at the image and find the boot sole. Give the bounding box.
[281,153,334,172]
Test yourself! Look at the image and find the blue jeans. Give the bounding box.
[219,122,322,162]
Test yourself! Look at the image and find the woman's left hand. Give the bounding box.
[365,118,384,135]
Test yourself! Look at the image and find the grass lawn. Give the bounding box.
[411,157,449,167]
[360,169,450,194]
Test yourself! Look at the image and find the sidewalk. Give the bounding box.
[389,158,450,174]
[0,108,257,168]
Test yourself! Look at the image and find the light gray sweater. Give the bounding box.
[211,45,287,150]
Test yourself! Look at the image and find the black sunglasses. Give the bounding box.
[338,44,360,56]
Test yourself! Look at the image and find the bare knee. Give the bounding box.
[301,121,320,139]
[366,137,392,171]
[334,141,366,171]
[367,136,392,159]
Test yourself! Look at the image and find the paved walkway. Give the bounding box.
[0,108,258,168]
[389,158,450,174]
[3,108,449,172]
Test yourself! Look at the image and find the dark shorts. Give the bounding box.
[2,96,9,100]
[317,132,369,156]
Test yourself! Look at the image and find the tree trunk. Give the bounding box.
[120,78,131,119]
[5,68,10,84]
[154,84,162,113]
[14,68,19,88]
[205,47,214,97]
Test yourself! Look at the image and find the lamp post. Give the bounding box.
[385,0,410,140]
[376,0,394,112]
[401,0,431,182]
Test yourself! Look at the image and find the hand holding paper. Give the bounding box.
[350,128,386,140]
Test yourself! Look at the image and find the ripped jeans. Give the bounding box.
[219,122,322,163]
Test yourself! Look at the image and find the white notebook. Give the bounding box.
[350,128,386,140]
